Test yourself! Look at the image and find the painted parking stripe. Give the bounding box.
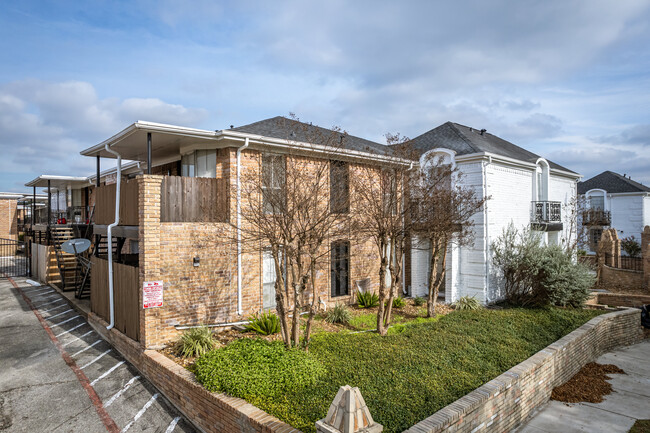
[21,285,48,292]
[104,376,140,408]
[72,339,102,357]
[61,329,93,346]
[120,393,159,433]
[46,309,73,320]
[52,315,81,327]
[91,361,126,386]
[81,349,112,369]
[165,417,181,433]
[32,294,59,302]
[35,298,65,308]
[27,288,54,296]
[55,322,86,337]
[41,303,67,314]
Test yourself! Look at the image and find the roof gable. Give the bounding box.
[578,171,650,194]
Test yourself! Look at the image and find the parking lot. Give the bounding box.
[0,276,196,433]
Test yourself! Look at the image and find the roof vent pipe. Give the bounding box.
[104,144,122,330]
[480,129,486,135]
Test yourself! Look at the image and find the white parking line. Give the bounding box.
[71,339,102,357]
[41,303,67,313]
[61,329,93,345]
[90,360,126,386]
[80,349,112,369]
[32,294,59,302]
[104,376,140,408]
[27,288,53,296]
[120,393,159,433]
[45,309,73,320]
[55,322,86,337]
[34,298,64,308]
[51,315,80,327]
[21,285,48,292]
[165,417,181,433]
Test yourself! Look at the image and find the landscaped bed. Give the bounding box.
[189,306,603,433]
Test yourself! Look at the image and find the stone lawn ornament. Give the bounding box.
[315,385,383,433]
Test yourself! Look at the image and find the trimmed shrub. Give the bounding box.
[453,295,482,310]
[175,326,216,358]
[245,311,281,335]
[413,296,426,306]
[357,291,379,308]
[325,304,351,324]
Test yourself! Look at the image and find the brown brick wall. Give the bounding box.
[600,265,644,290]
[87,312,300,433]
[590,293,650,308]
[406,308,643,433]
[643,226,650,289]
[0,199,18,240]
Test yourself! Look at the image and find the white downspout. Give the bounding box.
[104,144,122,330]
[483,158,490,303]
[236,138,249,316]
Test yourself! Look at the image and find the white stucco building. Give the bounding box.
[578,171,650,254]
[406,122,580,304]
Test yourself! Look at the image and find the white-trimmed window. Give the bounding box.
[181,149,216,178]
[262,154,285,214]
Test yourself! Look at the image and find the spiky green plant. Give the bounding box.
[453,295,482,311]
[413,296,426,306]
[245,311,281,335]
[176,326,216,358]
[356,291,379,308]
[325,304,351,324]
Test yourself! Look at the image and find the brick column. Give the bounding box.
[641,226,650,289]
[138,175,163,348]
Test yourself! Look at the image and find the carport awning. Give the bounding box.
[79,121,221,162]
[25,175,90,190]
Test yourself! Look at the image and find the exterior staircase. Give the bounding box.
[49,226,77,291]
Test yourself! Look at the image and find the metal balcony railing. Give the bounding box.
[581,209,611,226]
[531,201,562,223]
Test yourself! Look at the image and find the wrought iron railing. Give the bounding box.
[531,201,562,223]
[581,209,611,226]
[605,253,643,272]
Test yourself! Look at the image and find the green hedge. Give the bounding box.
[194,307,602,433]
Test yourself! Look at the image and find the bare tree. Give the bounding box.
[237,115,350,349]
[411,153,488,317]
[351,135,415,335]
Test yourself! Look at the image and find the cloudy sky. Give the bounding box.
[1,0,649,192]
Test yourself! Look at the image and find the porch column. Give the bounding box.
[147,132,152,174]
[96,156,101,188]
[32,186,35,226]
[47,180,51,227]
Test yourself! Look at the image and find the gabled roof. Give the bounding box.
[231,116,391,156]
[578,171,650,194]
[406,122,577,174]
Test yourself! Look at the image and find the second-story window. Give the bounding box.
[262,154,285,214]
[181,149,217,178]
[330,160,349,214]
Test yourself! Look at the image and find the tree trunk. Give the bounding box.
[377,252,388,336]
[426,239,441,318]
[302,259,319,351]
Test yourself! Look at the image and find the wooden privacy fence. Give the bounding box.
[91,256,140,341]
[161,176,226,222]
[94,180,139,226]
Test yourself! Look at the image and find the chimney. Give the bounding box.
[480,129,486,135]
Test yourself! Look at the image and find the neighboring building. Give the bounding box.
[578,171,650,254]
[0,192,21,240]
[407,122,580,303]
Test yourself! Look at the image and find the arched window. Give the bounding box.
[534,158,549,201]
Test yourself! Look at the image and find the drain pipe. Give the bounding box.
[104,144,122,330]
[236,137,249,316]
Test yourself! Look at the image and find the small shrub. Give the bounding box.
[413,296,426,306]
[325,304,351,324]
[357,291,379,308]
[175,326,216,358]
[453,295,481,310]
[621,236,642,258]
[391,297,406,309]
[245,311,281,335]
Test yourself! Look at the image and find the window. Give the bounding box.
[590,196,604,211]
[181,149,216,178]
[262,154,285,214]
[590,228,603,251]
[330,160,349,214]
[262,249,277,310]
[331,240,350,297]
[382,168,397,215]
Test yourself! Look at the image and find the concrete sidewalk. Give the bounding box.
[516,339,650,433]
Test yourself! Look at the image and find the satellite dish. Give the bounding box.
[61,238,91,255]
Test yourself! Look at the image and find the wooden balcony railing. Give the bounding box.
[581,209,611,226]
[94,180,139,226]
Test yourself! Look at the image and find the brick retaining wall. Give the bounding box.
[87,312,300,433]
[406,308,643,433]
[590,293,650,308]
[600,264,643,290]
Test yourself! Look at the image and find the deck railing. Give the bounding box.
[531,201,562,223]
[581,209,611,226]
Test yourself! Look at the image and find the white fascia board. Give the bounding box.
[606,191,650,198]
[0,192,25,199]
[25,175,90,188]
[455,151,580,179]
[87,160,142,182]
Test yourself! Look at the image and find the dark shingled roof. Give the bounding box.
[406,122,577,174]
[578,171,650,194]
[230,116,391,156]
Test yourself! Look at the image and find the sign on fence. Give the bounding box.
[143,280,164,309]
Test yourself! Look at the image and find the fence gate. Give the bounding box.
[0,238,28,277]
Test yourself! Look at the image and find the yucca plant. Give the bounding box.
[391,297,406,309]
[453,295,482,311]
[245,311,281,335]
[176,326,216,358]
[325,304,352,324]
[413,296,426,306]
[357,291,379,308]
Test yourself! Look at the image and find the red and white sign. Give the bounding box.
[143,280,164,309]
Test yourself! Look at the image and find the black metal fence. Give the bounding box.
[0,238,28,277]
[605,253,643,272]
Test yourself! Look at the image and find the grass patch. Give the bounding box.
[195,307,603,433]
[630,420,650,433]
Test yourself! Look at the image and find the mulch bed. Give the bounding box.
[551,362,625,403]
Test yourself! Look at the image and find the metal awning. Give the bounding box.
[79,121,221,161]
[25,175,90,190]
